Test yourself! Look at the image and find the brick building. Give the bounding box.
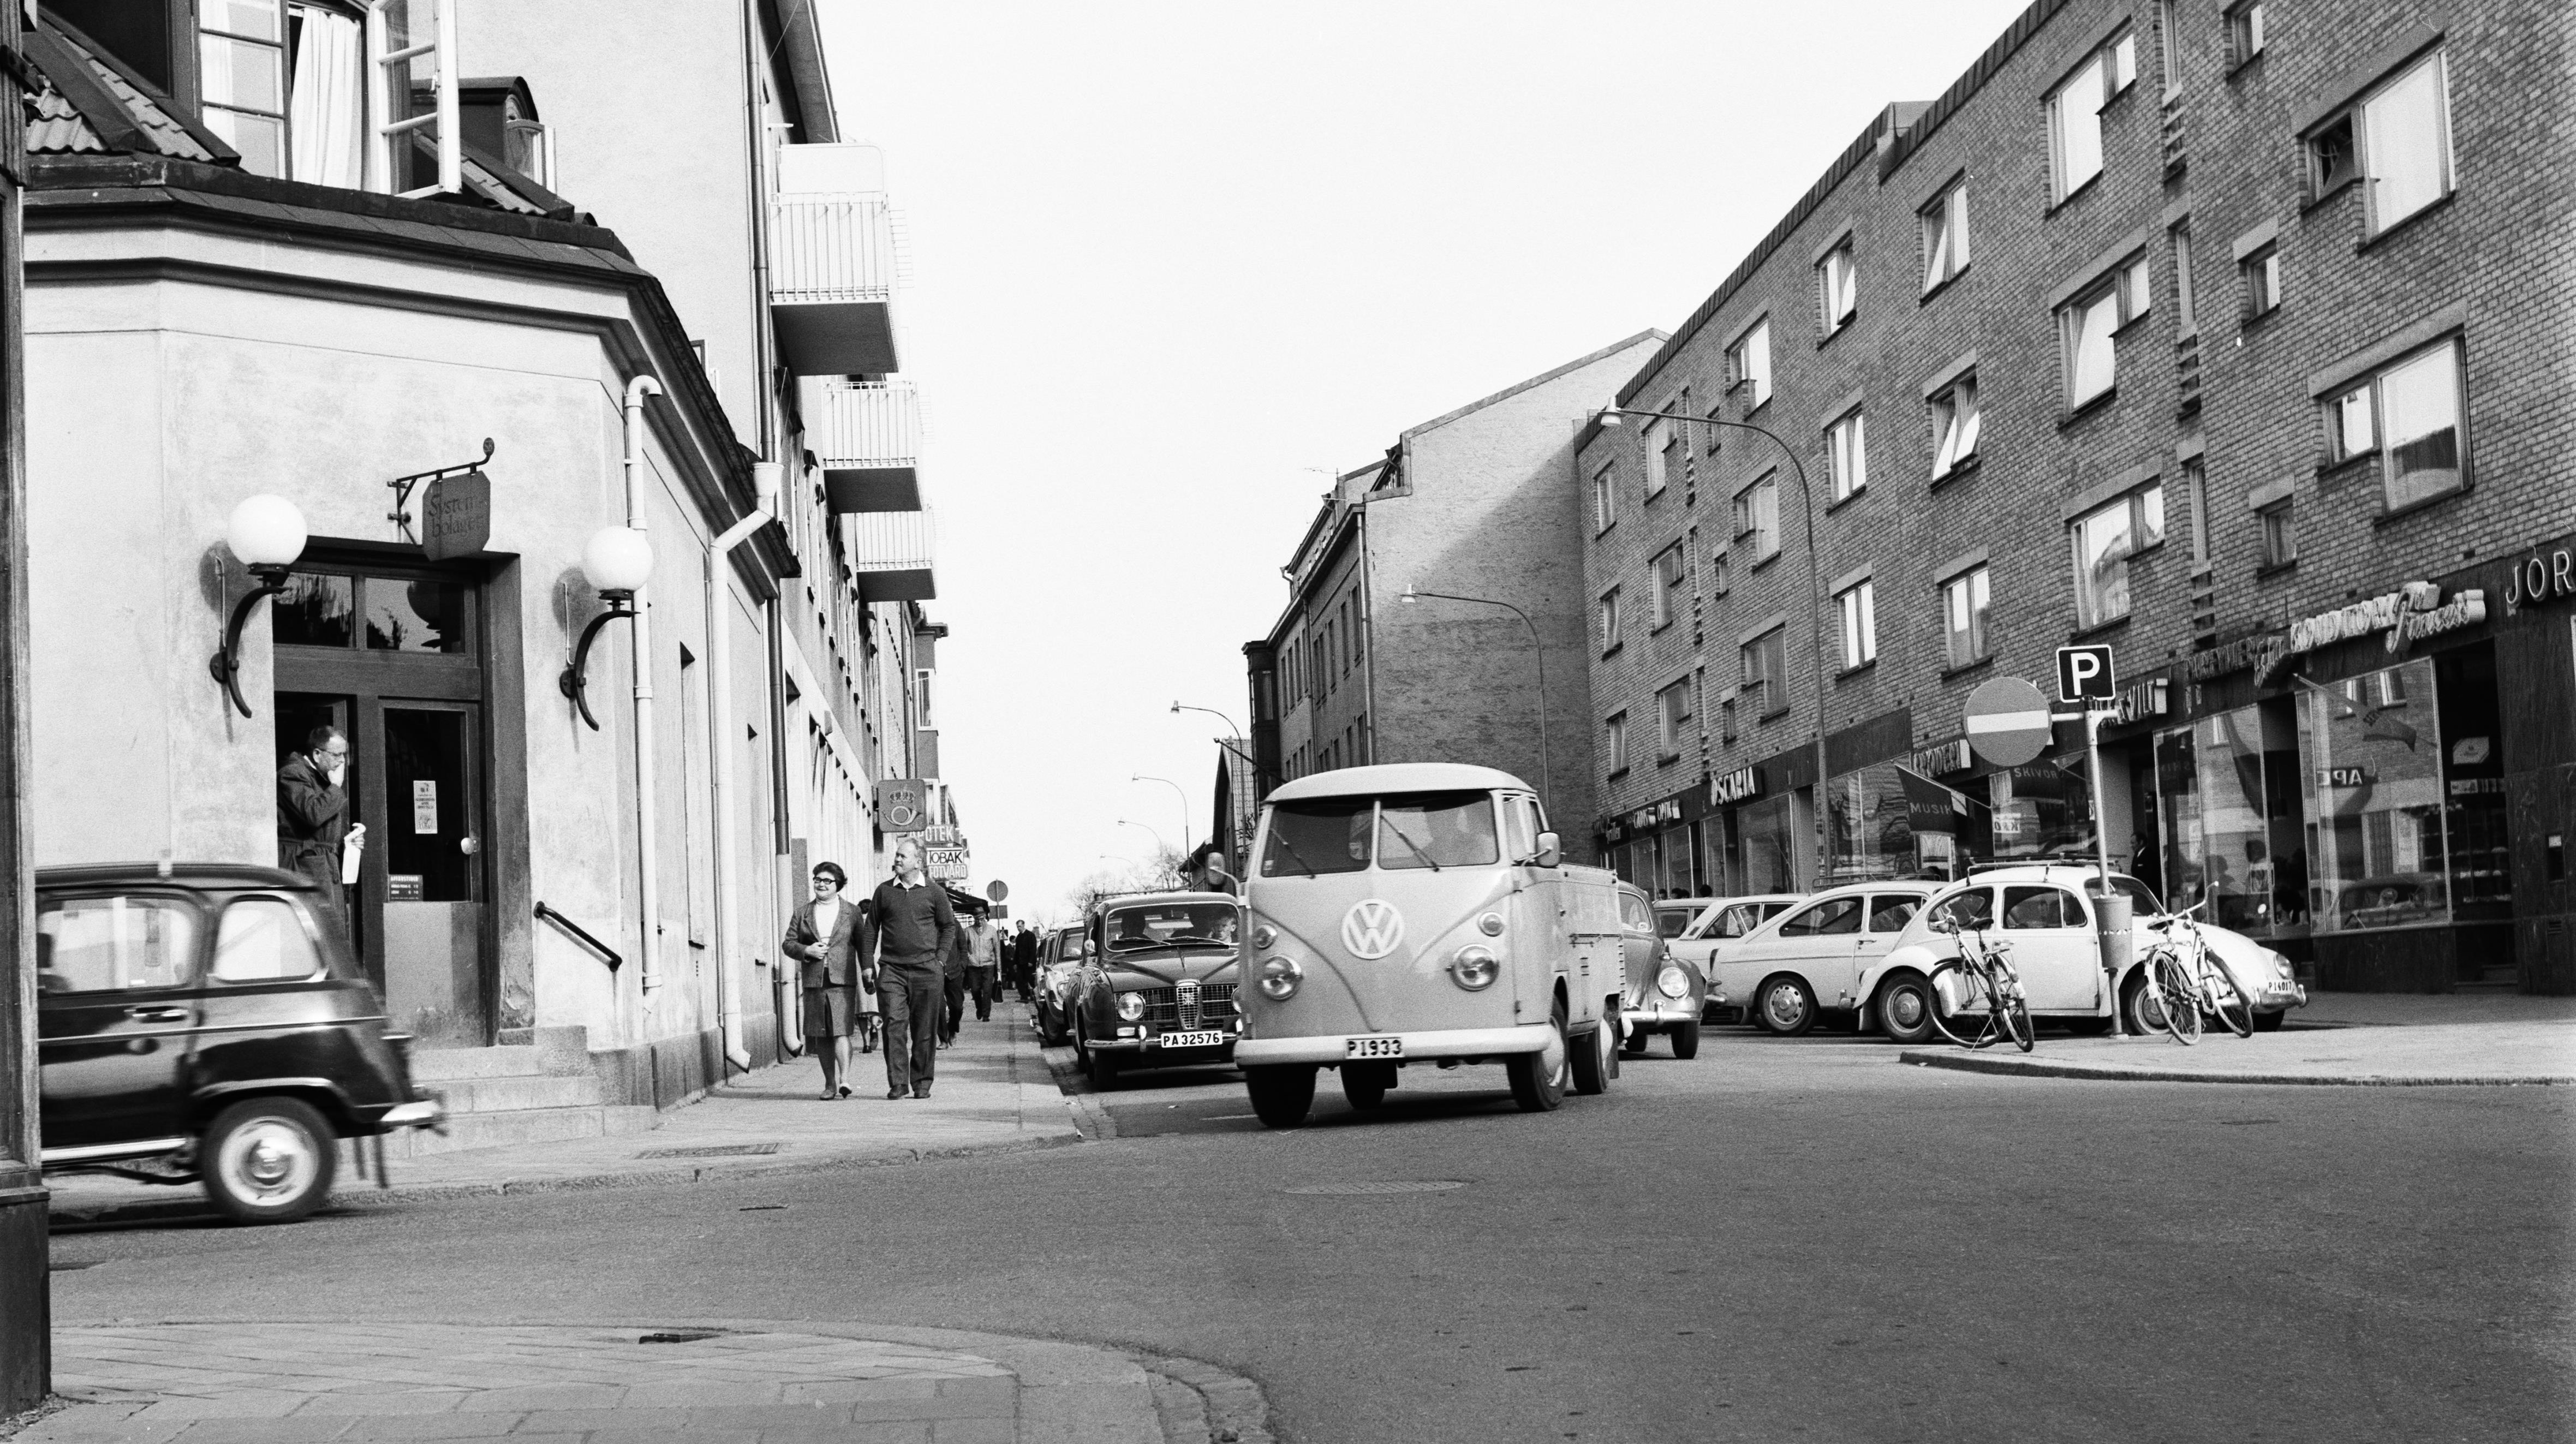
[1245,334,1663,854]
[1578,0,2573,991]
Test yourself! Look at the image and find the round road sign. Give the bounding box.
[1964,676,2053,768]
[986,880,1010,903]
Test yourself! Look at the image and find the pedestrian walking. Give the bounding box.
[965,913,1000,1022]
[869,840,959,1099]
[940,911,971,1046]
[277,726,362,930]
[783,862,873,1100]
[1011,921,1038,1003]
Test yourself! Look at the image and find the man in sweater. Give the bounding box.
[870,839,960,1099]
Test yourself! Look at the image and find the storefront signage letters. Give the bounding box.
[1911,739,1972,777]
[2503,545,2576,613]
[2315,766,2370,788]
[2110,679,2169,725]
[2287,583,2487,659]
[2183,631,2287,682]
[2448,778,2505,797]
[1711,766,1760,805]
[421,470,491,561]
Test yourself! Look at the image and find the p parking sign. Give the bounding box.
[2056,645,2117,704]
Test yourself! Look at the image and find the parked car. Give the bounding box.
[1652,897,1714,940]
[1031,924,1084,1046]
[37,863,443,1224]
[1619,884,1706,1058]
[1070,892,1246,1087]
[1666,894,1803,1022]
[1704,883,1936,1036]
[1873,864,2307,1042]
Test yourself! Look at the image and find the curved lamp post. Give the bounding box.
[1398,585,1552,818]
[559,525,654,730]
[1115,818,1167,853]
[210,495,309,718]
[1130,775,1189,854]
[1597,407,1829,890]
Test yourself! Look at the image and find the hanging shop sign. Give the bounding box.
[1911,739,1973,778]
[925,847,969,881]
[875,779,928,832]
[2503,541,2576,613]
[2287,582,2488,659]
[421,469,491,560]
[1711,766,1761,805]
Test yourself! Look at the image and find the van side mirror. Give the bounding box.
[1534,831,1561,868]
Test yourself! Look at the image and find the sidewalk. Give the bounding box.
[7,1320,1274,1443]
[1901,990,2576,1085]
[46,1003,1084,1226]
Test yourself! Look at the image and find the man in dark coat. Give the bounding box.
[1010,922,1039,1002]
[870,839,960,1099]
[277,726,356,926]
[783,861,874,1099]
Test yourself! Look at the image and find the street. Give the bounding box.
[47,1022,2573,1443]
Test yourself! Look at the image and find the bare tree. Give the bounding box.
[1064,844,1186,917]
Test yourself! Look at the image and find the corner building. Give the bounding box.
[1579,0,2573,991]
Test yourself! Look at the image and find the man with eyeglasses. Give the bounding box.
[277,725,362,926]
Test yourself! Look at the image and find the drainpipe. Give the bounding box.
[624,374,664,994]
[707,461,779,1072]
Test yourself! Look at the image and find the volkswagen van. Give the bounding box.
[1234,763,1625,1127]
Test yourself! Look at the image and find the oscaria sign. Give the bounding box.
[2287,582,2486,657]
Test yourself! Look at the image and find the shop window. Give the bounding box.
[2308,51,2452,234]
[2323,338,2467,511]
[1817,243,1857,336]
[1836,580,1877,670]
[1739,795,1798,894]
[1727,319,1772,409]
[1921,178,1971,294]
[1828,765,1912,882]
[1987,762,2094,862]
[1660,828,1698,900]
[2059,257,2151,408]
[1827,409,1868,503]
[1944,566,1992,669]
[1733,474,1780,560]
[2154,703,2305,940]
[1930,373,1981,478]
[2048,29,2134,204]
[2070,484,2165,628]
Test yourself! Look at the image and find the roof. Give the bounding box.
[1268,762,1534,802]
[1402,330,1666,441]
[38,862,316,893]
[1094,891,1243,909]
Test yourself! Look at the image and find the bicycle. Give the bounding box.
[2137,900,2252,1043]
[1925,917,2035,1052]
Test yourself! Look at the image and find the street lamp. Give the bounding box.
[210,494,309,718]
[1116,819,1168,854]
[560,525,654,730]
[1130,775,1189,853]
[1597,407,1830,892]
[1398,585,1553,818]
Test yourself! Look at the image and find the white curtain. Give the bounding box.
[288,7,365,189]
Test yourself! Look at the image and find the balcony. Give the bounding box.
[813,380,921,514]
[770,145,902,376]
[846,509,936,603]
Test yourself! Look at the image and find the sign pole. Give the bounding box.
[2085,706,2128,1041]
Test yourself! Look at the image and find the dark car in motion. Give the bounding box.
[38,863,442,1223]
[1070,892,1244,1088]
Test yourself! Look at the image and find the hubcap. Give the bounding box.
[218,1119,317,1206]
[1887,988,1924,1029]
[1762,985,1803,1028]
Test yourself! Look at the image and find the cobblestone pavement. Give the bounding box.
[12,1322,1213,1443]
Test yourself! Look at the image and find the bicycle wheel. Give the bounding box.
[1926,961,2000,1050]
[2155,953,2202,1044]
[2001,992,2035,1052]
[2207,963,2255,1039]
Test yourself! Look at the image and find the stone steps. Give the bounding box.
[391,1027,660,1161]
[384,1102,660,1160]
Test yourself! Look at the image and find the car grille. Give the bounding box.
[1136,982,1239,1027]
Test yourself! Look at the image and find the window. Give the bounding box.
[1605,713,1630,775]
[2183,456,2210,565]
[1727,320,1773,408]
[1930,373,1981,478]
[1592,463,1615,533]
[1836,581,1877,670]
[37,896,199,994]
[1710,549,1732,598]
[1740,626,1788,717]
[1718,691,1738,743]
[200,1,289,177]
[213,897,326,983]
[2157,0,2183,90]
[2172,223,2197,335]
[1599,588,1623,654]
[1643,411,1674,497]
[2325,339,2466,509]
[1826,410,1868,503]
[2048,32,2135,203]
[1921,180,1971,292]
[2070,483,2166,628]
[1868,895,1923,932]
[1731,474,1780,561]
[1653,546,1686,630]
[915,669,934,727]
[2060,256,2152,407]
[2226,1,2265,68]
[1779,897,1863,936]
[1378,792,1500,870]
[1817,243,1857,335]
[2261,499,2298,569]
[2002,887,2086,929]
[2240,243,2281,320]
[198,1,372,187]
[1656,679,1692,759]
[1943,566,1992,669]
[1703,406,1725,454]
[2310,52,2454,235]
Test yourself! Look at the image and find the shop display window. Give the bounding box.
[1739,796,1798,894]
[2156,703,2306,940]
[1988,762,2094,861]
[1827,765,1915,882]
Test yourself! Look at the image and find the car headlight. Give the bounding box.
[1250,923,1278,951]
[1477,912,1505,937]
[1451,945,1499,991]
[1257,956,1303,1000]
[1656,965,1690,1000]
[1117,992,1146,1021]
[2268,951,2295,982]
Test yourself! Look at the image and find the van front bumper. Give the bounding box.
[1235,1023,1551,1067]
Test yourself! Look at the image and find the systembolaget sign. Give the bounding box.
[2286,582,2486,658]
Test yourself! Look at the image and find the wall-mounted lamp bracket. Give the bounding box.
[387,437,497,542]
[558,591,636,730]
[210,563,294,718]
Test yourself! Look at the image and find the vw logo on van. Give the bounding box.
[1341,899,1405,960]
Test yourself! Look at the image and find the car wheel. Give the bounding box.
[1570,1016,1613,1096]
[2060,1015,2113,1037]
[1669,1020,1702,1060]
[1086,1033,1120,1089]
[1874,971,1936,1046]
[200,1097,336,1226]
[1247,1065,1316,1129]
[1508,998,1570,1112]
[2251,1008,2286,1033]
[2119,972,2160,1037]
[1340,1063,1391,1112]
[1620,1020,1653,1057]
[1755,975,1818,1037]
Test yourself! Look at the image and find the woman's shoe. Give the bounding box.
[837,1084,853,1099]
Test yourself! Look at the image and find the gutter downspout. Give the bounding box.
[708,461,779,1073]
[623,374,664,994]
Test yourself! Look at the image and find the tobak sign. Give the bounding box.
[2056,645,2116,703]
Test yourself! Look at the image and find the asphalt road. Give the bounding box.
[47,1023,2575,1443]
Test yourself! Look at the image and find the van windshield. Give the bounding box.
[1259,791,1502,875]
[1261,798,1374,876]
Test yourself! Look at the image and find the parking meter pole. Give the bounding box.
[2086,707,2128,1040]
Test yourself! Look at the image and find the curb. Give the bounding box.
[1038,1039,1121,1140]
[1898,1049,2575,1087]
[1138,1352,1279,1444]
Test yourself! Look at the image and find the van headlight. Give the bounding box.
[1656,965,1690,1000]
[1257,956,1303,1000]
[1117,992,1146,1021]
[1250,923,1278,951]
[1451,945,1499,991]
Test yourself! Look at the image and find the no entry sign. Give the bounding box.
[1964,676,2052,768]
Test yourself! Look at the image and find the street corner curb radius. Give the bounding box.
[1895,1049,2575,1087]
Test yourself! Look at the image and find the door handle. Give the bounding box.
[125,1006,188,1023]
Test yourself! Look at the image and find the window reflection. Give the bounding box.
[271,572,355,647]
[365,577,469,653]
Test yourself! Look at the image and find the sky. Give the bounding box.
[814,0,2032,924]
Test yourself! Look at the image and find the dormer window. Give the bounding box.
[197,1,368,186]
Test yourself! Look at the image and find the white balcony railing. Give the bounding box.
[771,191,900,305]
[813,380,920,469]
[846,510,937,602]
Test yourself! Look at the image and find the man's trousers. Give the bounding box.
[878,964,942,1095]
